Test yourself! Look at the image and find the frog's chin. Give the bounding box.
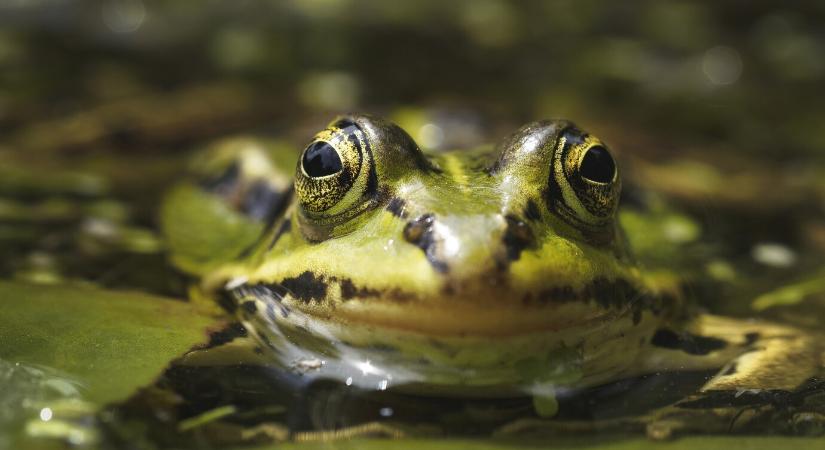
[232,284,657,396]
[291,297,625,337]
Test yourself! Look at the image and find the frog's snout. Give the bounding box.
[402,212,531,279]
[403,213,448,272]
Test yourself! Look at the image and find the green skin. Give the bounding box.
[162,114,821,406]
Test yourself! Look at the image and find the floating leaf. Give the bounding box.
[0,281,224,448]
[0,281,221,405]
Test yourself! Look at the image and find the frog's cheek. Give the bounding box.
[160,184,267,275]
[161,137,296,275]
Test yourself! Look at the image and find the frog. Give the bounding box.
[160,114,824,439]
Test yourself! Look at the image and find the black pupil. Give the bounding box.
[579,146,615,183]
[302,141,343,177]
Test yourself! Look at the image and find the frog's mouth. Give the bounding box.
[229,283,654,396]
[230,279,638,337]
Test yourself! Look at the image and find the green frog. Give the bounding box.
[161,114,823,437]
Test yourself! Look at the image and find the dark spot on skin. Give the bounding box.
[403,214,432,243]
[253,346,264,355]
[229,284,291,319]
[403,214,448,273]
[204,322,247,348]
[385,197,407,218]
[524,200,541,222]
[280,271,328,303]
[502,215,535,261]
[339,278,381,300]
[650,329,728,356]
[530,278,672,322]
[241,300,257,314]
[587,277,635,310]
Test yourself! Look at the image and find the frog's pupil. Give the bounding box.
[580,146,615,183]
[303,141,343,177]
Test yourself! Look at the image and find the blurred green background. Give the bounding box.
[2,0,825,157]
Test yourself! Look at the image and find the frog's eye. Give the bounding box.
[548,128,621,231]
[295,120,374,217]
[301,141,343,178]
[579,145,616,184]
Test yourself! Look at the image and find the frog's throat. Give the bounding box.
[230,284,661,394]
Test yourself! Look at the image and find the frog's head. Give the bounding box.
[236,114,646,337]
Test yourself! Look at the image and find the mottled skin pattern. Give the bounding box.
[164,114,822,400]
[216,116,655,331]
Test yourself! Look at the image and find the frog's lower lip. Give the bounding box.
[291,299,624,337]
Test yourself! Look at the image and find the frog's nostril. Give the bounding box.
[502,215,535,261]
[403,214,433,244]
[403,214,448,273]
